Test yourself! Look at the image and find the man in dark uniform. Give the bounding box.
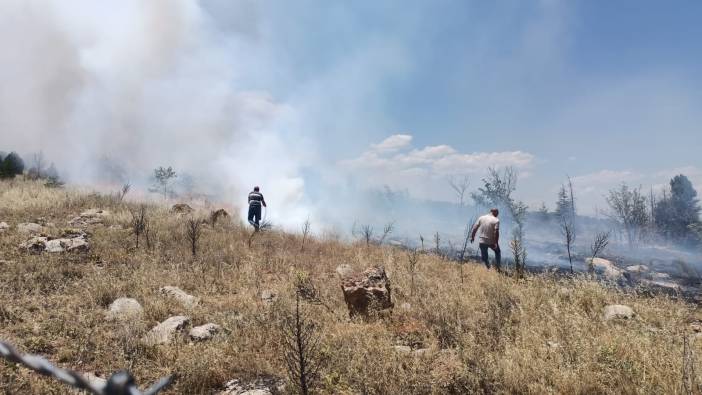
[248,186,266,230]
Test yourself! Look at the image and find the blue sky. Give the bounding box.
[206,0,701,214]
[1,0,699,222]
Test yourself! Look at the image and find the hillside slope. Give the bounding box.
[1,180,701,394]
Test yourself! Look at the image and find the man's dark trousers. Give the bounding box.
[479,243,501,271]
[248,205,261,229]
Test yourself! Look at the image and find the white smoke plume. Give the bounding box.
[0,0,308,225]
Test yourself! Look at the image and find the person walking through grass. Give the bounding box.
[247,186,266,230]
[471,208,501,271]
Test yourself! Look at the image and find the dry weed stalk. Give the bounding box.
[185,217,205,257]
[280,293,323,395]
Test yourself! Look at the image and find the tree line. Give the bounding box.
[0,151,63,186]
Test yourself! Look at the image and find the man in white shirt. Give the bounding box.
[470,208,501,271]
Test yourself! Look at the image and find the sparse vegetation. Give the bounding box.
[1,179,702,394]
[590,231,611,273]
[185,217,204,257]
[606,183,649,249]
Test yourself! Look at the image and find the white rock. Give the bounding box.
[143,316,190,346]
[603,304,635,321]
[107,298,144,321]
[651,272,671,280]
[160,286,199,308]
[45,239,66,253]
[17,222,43,234]
[190,323,222,341]
[0,222,9,232]
[587,257,623,280]
[400,302,412,311]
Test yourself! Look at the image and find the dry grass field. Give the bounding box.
[1,179,702,394]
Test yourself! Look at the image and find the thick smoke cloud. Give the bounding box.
[0,0,308,225]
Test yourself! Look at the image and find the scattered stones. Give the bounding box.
[220,377,286,395]
[69,209,109,227]
[160,286,199,308]
[106,298,144,321]
[260,290,278,305]
[17,222,43,234]
[19,231,90,254]
[189,323,222,341]
[603,304,635,321]
[143,316,190,346]
[341,266,393,317]
[0,222,9,232]
[335,264,354,279]
[171,203,194,214]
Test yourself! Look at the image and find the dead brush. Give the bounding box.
[185,217,205,257]
[130,204,147,249]
[280,291,324,395]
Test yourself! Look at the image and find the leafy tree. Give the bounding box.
[0,152,25,179]
[149,166,177,198]
[606,183,649,249]
[654,175,701,245]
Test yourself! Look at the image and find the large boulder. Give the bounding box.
[586,257,623,281]
[143,316,190,346]
[17,222,43,234]
[160,286,199,308]
[106,298,144,322]
[603,304,635,321]
[641,279,681,296]
[171,203,194,214]
[341,266,393,317]
[210,209,230,225]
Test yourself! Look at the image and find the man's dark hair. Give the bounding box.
[254,186,260,192]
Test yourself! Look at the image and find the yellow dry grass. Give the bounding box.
[1,179,701,394]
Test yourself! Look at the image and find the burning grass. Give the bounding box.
[1,179,701,394]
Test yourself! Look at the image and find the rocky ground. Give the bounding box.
[2,180,702,394]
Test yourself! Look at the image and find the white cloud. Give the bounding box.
[370,134,413,152]
[340,134,536,201]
